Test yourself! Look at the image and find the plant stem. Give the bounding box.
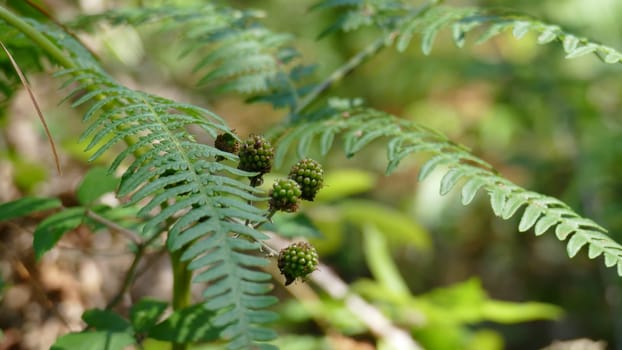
[106,232,161,310]
[293,34,393,115]
[0,6,76,69]
[170,248,192,350]
[106,245,145,310]
[86,210,143,245]
[292,0,437,116]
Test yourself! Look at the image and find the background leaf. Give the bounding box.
[76,166,120,206]
[0,197,61,221]
[33,207,85,260]
[82,309,131,332]
[50,331,135,350]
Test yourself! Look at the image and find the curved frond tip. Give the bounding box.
[395,5,622,64]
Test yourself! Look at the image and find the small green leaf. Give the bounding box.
[563,35,579,53]
[555,222,575,240]
[588,244,604,259]
[397,31,414,52]
[603,51,622,63]
[320,130,335,156]
[452,23,466,48]
[51,331,135,350]
[567,233,588,258]
[489,189,505,217]
[439,168,463,196]
[82,309,131,332]
[512,21,530,39]
[421,28,438,55]
[33,207,85,260]
[537,28,558,44]
[501,196,526,220]
[149,304,221,343]
[461,178,485,205]
[77,167,120,205]
[0,197,61,222]
[604,252,617,267]
[565,44,597,59]
[130,299,168,333]
[534,216,558,236]
[476,23,508,45]
[297,131,314,158]
[518,204,542,232]
[419,155,452,182]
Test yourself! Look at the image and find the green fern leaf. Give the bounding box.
[461,177,486,205]
[276,107,622,276]
[518,204,543,232]
[534,216,558,236]
[439,167,464,195]
[56,66,278,349]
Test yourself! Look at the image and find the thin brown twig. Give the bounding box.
[105,232,162,310]
[0,41,62,175]
[85,210,143,245]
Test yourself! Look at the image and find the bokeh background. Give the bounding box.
[1,0,621,349]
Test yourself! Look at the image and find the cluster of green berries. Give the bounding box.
[270,158,324,212]
[278,241,319,285]
[214,132,324,285]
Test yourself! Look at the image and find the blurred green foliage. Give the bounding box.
[0,0,620,349]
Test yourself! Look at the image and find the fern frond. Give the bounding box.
[69,5,313,111]
[276,107,622,276]
[57,67,278,349]
[395,5,622,63]
[0,13,97,105]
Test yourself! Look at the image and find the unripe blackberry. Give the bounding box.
[278,242,319,285]
[269,179,301,213]
[237,135,274,186]
[288,158,324,201]
[214,132,240,157]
